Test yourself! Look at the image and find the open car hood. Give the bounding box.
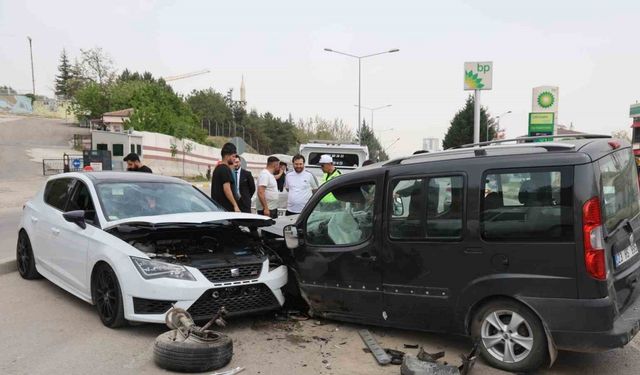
[102,211,274,230]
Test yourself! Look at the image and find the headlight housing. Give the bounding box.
[130,257,196,281]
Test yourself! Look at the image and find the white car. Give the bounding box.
[16,172,287,328]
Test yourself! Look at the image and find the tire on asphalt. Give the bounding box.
[471,298,548,373]
[153,330,233,373]
[91,263,127,328]
[16,231,41,279]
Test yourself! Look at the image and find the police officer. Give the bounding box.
[318,155,341,204]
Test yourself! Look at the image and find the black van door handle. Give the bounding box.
[356,252,377,262]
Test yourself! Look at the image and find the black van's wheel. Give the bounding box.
[91,263,126,328]
[16,231,41,279]
[471,300,547,373]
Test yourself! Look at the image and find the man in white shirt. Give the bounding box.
[257,156,281,218]
[285,154,319,215]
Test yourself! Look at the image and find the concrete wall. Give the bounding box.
[140,131,268,177]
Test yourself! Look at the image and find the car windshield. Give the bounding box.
[309,152,360,168]
[95,182,221,221]
[599,150,640,232]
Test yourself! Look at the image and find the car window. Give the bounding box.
[66,182,98,225]
[481,168,574,242]
[95,182,222,221]
[44,178,75,211]
[390,175,464,239]
[305,182,375,246]
[599,150,640,232]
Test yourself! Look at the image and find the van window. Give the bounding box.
[305,182,375,246]
[599,150,640,232]
[44,178,75,211]
[481,169,574,242]
[390,175,464,239]
[309,153,360,168]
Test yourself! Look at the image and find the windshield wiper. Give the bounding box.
[606,218,632,240]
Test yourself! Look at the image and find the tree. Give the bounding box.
[186,89,233,133]
[55,49,73,99]
[79,47,115,85]
[357,120,388,161]
[612,129,631,142]
[442,95,495,149]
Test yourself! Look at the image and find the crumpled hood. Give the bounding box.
[103,211,274,230]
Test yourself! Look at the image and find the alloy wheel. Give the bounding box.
[16,233,30,276]
[95,268,118,322]
[480,309,534,364]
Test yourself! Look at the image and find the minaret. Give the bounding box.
[240,75,246,107]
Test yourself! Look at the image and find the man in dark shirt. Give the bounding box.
[123,153,152,173]
[275,161,287,192]
[211,143,240,212]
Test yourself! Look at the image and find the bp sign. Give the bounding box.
[532,86,559,113]
[529,113,555,141]
[464,62,493,90]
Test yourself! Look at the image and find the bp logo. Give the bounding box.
[464,71,485,89]
[537,91,555,109]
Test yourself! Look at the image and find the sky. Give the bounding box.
[1,0,639,158]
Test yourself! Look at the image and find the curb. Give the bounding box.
[0,257,17,275]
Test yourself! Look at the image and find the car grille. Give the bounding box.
[199,263,263,283]
[132,297,176,315]
[187,284,280,320]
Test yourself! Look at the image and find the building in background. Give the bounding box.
[630,103,640,164]
[101,108,133,132]
[422,137,440,153]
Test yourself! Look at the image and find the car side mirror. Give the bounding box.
[283,225,300,250]
[63,210,87,229]
[393,196,404,216]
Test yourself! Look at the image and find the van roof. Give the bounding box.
[381,135,626,168]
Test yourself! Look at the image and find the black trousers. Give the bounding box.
[285,210,300,216]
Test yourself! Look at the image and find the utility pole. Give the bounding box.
[27,36,35,95]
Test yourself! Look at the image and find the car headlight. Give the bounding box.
[130,257,196,281]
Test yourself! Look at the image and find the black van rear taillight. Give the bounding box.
[583,197,606,280]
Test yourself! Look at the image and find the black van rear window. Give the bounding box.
[599,150,640,232]
[481,168,574,242]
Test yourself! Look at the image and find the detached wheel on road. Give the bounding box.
[91,263,126,328]
[154,330,233,373]
[471,299,548,373]
[16,231,41,279]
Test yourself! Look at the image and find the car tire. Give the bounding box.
[153,330,233,373]
[471,299,548,373]
[16,231,41,280]
[91,263,127,328]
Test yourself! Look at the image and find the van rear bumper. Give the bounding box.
[522,295,640,352]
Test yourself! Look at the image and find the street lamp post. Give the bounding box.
[488,111,512,141]
[324,48,399,144]
[27,36,35,95]
[354,104,392,134]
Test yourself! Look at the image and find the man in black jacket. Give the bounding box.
[232,156,256,213]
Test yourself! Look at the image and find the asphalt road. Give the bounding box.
[2,271,640,375]
[0,208,21,261]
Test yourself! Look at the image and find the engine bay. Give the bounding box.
[106,222,283,269]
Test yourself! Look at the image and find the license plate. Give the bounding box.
[615,241,639,267]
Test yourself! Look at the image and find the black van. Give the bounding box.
[281,136,640,372]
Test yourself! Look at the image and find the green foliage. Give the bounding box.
[55,49,73,99]
[357,120,389,161]
[442,95,495,149]
[72,72,204,142]
[187,89,233,128]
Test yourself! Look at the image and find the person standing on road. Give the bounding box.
[123,153,152,173]
[211,143,240,212]
[257,156,281,218]
[275,161,287,192]
[233,156,256,213]
[319,155,341,204]
[285,154,318,216]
